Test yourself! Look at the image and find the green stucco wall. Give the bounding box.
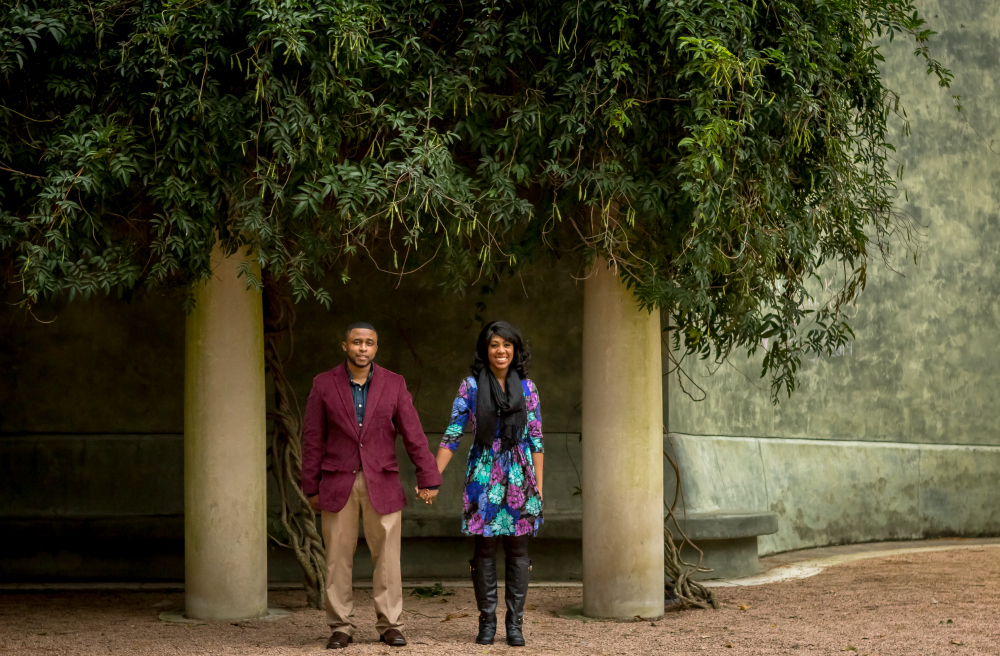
[667,0,1000,555]
[670,1,1000,447]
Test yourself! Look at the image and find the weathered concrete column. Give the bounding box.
[184,243,267,620]
[582,259,664,618]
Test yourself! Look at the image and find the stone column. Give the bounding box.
[184,243,268,620]
[582,259,664,618]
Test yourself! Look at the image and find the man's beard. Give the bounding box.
[348,354,372,369]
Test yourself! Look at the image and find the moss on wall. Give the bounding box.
[669,1,1000,447]
[1,258,584,436]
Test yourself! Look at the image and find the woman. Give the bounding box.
[431,320,544,647]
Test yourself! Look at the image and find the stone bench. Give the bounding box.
[665,510,779,579]
[2,432,775,583]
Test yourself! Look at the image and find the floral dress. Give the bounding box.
[440,376,544,536]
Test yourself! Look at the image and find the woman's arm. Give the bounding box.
[435,447,454,474]
[531,453,543,499]
[439,378,474,452]
[525,379,544,499]
[418,379,472,504]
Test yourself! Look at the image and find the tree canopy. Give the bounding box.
[0,0,951,397]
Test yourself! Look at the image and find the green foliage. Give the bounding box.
[409,582,453,598]
[0,0,951,398]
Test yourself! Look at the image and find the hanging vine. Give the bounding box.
[263,273,326,610]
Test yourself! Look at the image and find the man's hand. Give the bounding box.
[308,494,320,512]
[415,487,439,505]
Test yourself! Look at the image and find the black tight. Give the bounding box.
[473,534,529,560]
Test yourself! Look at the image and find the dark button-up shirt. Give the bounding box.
[348,363,374,428]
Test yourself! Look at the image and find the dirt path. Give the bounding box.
[2,548,997,655]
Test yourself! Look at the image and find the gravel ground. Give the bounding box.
[1,548,997,655]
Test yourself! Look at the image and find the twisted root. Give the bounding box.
[663,444,718,610]
[263,275,326,610]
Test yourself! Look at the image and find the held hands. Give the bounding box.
[415,487,439,504]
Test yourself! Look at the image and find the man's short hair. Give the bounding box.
[344,321,377,340]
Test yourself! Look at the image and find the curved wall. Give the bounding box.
[668,433,1000,555]
[668,0,1000,552]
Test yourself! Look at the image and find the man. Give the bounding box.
[302,322,442,649]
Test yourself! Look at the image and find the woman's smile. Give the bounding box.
[488,338,513,372]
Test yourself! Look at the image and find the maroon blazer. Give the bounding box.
[301,363,442,515]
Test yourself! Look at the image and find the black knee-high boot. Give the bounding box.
[504,557,531,647]
[470,559,498,644]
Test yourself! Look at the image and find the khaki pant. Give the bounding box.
[321,471,403,636]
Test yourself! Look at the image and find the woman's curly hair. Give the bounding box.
[470,320,531,377]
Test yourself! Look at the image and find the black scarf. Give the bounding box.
[474,367,527,454]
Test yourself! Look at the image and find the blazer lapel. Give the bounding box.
[333,363,361,438]
[359,365,388,442]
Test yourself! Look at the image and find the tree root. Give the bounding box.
[663,445,719,610]
[263,275,326,610]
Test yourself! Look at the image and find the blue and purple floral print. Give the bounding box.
[440,377,544,536]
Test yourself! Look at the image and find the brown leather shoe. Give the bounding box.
[326,631,353,649]
[379,629,407,647]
